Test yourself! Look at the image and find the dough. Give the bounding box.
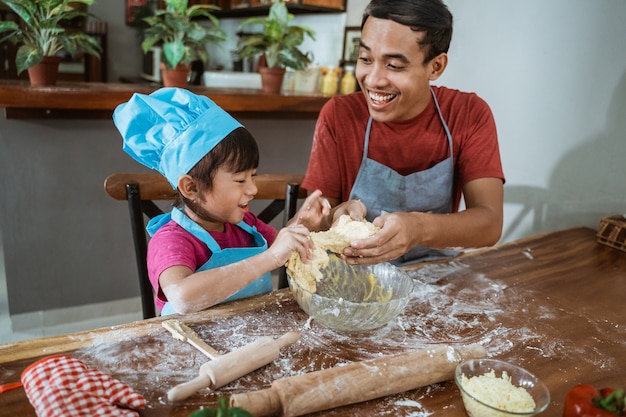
[286,215,380,292]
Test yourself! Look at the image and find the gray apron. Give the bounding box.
[148,207,273,315]
[349,88,461,265]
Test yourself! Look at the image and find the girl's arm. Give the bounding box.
[159,223,314,314]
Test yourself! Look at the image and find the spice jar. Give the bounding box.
[321,67,340,96]
[340,65,356,94]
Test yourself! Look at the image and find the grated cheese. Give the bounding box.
[460,370,536,416]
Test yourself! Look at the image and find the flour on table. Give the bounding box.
[66,257,619,416]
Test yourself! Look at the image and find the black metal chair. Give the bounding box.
[104,172,306,319]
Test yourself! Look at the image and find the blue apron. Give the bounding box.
[349,88,460,265]
[147,207,273,315]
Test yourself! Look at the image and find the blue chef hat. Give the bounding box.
[113,88,243,188]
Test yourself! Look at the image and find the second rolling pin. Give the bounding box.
[167,331,300,402]
[231,343,486,417]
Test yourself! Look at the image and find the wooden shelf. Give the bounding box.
[148,1,346,19]
[0,80,331,120]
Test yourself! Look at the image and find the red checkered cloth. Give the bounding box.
[21,354,146,417]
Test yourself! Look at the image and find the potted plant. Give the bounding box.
[140,0,227,87]
[0,0,102,86]
[237,0,315,94]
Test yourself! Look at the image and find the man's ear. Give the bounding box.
[177,175,198,200]
[428,53,448,81]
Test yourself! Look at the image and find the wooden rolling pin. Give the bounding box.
[167,331,300,402]
[231,343,485,417]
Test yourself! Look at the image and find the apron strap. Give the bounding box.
[430,87,454,160]
[171,207,222,252]
[362,116,373,163]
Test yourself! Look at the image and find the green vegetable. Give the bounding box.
[188,397,254,417]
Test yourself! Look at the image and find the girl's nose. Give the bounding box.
[248,180,258,196]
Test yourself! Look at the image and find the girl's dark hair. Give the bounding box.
[175,127,259,210]
[361,0,453,63]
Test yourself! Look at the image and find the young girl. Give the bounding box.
[113,88,330,315]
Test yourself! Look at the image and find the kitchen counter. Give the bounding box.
[0,80,331,119]
[0,227,624,416]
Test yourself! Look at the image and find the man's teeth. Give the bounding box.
[368,91,395,102]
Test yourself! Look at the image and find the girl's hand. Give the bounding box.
[268,224,314,268]
[289,190,332,231]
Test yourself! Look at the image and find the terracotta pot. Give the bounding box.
[259,66,286,94]
[160,62,190,88]
[27,56,62,86]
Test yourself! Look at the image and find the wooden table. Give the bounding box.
[1,227,625,416]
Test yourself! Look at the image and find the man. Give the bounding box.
[302,0,505,265]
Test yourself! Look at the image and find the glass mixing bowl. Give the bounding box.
[288,254,414,332]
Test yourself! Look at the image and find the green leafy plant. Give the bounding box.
[187,397,253,417]
[140,0,226,70]
[0,0,101,74]
[237,0,315,70]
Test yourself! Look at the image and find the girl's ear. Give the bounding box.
[428,53,448,81]
[177,175,198,200]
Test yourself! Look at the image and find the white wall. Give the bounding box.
[442,0,626,240]
[347,0,626,241]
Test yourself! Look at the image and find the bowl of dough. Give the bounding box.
[455,358,550,417]
[286,215,414,332]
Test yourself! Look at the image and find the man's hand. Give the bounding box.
[342,212,418,264]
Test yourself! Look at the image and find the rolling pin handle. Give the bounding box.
[230,387,282,417]
[167,374,212,402]
[275,331,300,349]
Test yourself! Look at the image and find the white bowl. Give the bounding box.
[455,359,550,417]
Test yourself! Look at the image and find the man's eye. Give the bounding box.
[387,63,404,70]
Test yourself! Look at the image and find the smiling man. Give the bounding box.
[302,0,505,266]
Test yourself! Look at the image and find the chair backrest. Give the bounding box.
[104,172,306,318]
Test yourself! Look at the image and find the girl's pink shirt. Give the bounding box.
[146,212,277,310]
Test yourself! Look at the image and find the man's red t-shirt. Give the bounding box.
[302,86,505,211]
